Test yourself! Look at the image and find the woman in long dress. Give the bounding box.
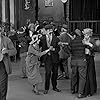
[82,28,100,97]
[25,33,52,95]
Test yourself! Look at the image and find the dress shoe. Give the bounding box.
[44,90,48,94]
[53,88,61,92]
[21,76,27,79]
[32,90,40,95]
[77,93,85,98]
[71,90,76,94]
[86,94,92,97]
[64,76,69,79]
[32,85,40,95]
[71,90,78,94]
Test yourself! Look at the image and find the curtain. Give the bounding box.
[69,0,99,20]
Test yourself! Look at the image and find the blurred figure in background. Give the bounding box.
[17,27,30,78]
[58,24,72,79]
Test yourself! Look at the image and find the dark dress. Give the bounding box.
[83,38,97,96]
[84,55,97,96]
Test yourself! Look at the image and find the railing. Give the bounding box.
[68,20,100,38]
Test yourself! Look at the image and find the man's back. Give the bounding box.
[70,36,85,59]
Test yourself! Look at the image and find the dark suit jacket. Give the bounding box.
[40,33,60,63]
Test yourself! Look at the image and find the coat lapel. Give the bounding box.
[51,33,55,45]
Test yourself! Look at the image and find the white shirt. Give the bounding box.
[46,33,52,47]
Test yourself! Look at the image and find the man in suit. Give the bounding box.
[39,24,61,94]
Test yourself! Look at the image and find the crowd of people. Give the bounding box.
[0,20,100,99]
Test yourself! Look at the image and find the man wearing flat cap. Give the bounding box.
[39,24,61,94]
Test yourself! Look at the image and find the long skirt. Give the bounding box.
[26,63,42,85]
[84,55,97,96]
[0,61,8,100]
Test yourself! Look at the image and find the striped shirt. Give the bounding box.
[70,36,85,59]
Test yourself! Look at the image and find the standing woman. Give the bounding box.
[82,28,99,97]
[25,33,52,95]
[0,25,17,100]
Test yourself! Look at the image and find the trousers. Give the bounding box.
[71,59,87,94]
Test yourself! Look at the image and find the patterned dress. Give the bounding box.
[25,44,42,85]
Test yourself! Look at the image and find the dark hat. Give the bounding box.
[62,24,68,30]
[36,25,44,31]
[45,24,53,30]
[50,22,56,26]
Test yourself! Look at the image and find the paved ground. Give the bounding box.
[7,53,100,100]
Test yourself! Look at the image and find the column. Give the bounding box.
[2,0,6,22]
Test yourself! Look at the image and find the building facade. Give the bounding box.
[1,0,37,29]
[0,0,100,36]
[1,0,69,29]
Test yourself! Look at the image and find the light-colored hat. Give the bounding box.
[29,34,42,44]
[29,34,38,44]
[82,28,93,35]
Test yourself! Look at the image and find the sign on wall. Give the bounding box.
[22,0,33,10]
[45,0,53,7]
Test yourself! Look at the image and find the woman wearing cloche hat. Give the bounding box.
[25,33,53,95]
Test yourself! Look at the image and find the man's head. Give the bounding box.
[61,24,68,32]
[74,29,81,36]
[45,24,53,35]
[40,28,46,35]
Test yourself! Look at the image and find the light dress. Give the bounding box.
[25,44,42,85]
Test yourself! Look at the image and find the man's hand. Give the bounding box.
[49,46,55,51]
[2,48,8,55]
[58,42,64,47]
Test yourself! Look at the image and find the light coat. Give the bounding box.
[2,36,17,74]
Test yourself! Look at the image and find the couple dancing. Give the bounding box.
[70,28,99,98]
[25,24,61,95]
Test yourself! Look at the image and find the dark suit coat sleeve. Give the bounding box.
[54,37,60,53]
[39,35,48,51]
[51,35,60,54]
